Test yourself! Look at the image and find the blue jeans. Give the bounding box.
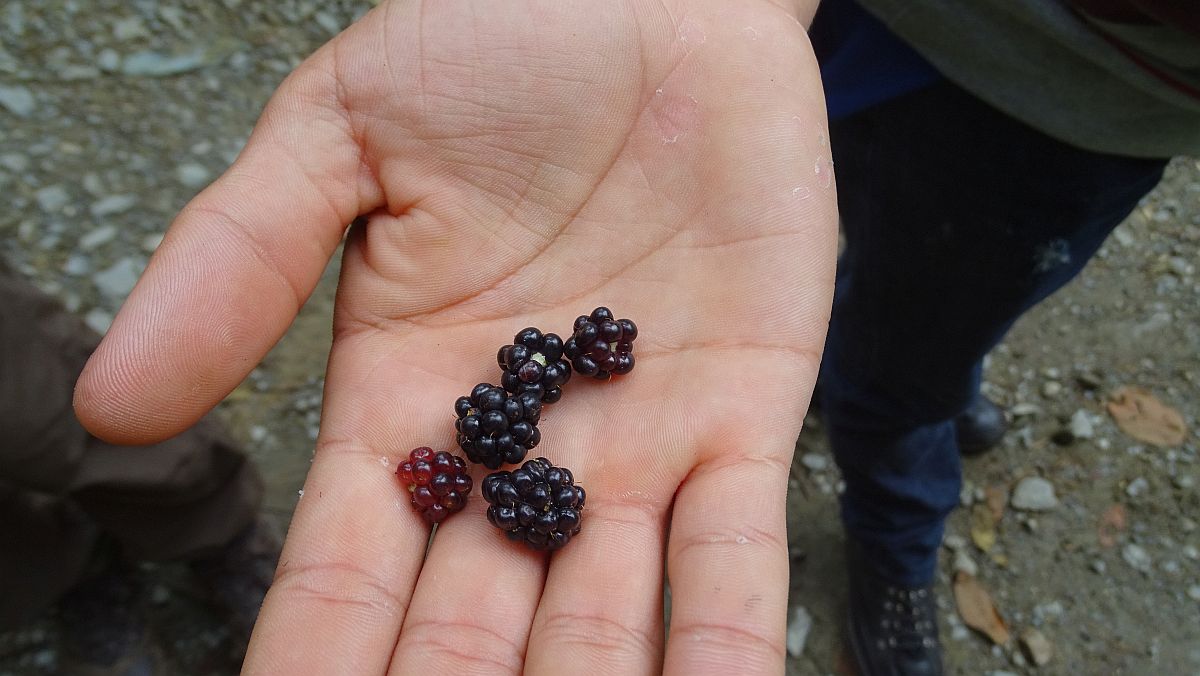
[818,78,1168,586]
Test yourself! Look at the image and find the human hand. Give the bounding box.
[75,0,835,673]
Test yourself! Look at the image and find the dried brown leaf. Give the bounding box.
[1107,386,1187,447]
[953,572,1010,645]
[1097,503,1127,549]
[970,503,996,552]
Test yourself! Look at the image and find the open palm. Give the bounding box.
[75,1,835,673]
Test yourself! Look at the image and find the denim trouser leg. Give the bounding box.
[820,80,1168,586]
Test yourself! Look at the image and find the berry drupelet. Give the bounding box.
[455,383,542,469]
[396,447,473,525]
[563,307,637,380]
[482,457,585,551]
[497,327,572,404]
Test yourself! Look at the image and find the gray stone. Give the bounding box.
[1122,543,1153,574]
[0,152,29,172]
[93,257,143,299]
[1011,402,1041,417]
[0,84,35,117]
[58,65,100,80]
[97,48,121,72]
[82,172,105,196]
[953,549,978,577]
[1070,409,1095,439]
[35,184,71,212]
[1041,381,1063,398]
[314,11,342,35]
[1011,477,1058,511]
[1188,585,1200,602]
[112,16,149,40]
[121,49,206,76]
[943,534,968,551]
[62,254,91,276]
[84,309,114,334]
[79,225,118,250]
[1020,628,1053,666]
[800,453,828,472]
[150,584,171,604]
[1126,477,1150,498]
[1168,256,1194,277]
[141,232,164,252]
[785,605,812,658]
[176,162,210,187]
[89,194,138,217]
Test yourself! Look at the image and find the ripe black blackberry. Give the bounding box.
[455,383,542,469]
[563,307,637,380]
[396,447,473,525]
[496,327,572,404]
[482,457,585,551]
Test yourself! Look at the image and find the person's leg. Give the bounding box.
[821,80,1168,587]
[0,271,265,628]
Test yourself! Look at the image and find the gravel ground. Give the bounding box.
[2,1,1197,674]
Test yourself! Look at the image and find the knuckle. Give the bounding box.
[394,619,524,675]
[270,559,404,620]
[534,611,658,666]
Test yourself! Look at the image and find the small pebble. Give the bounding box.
[1011,476,1058,511]
[93,257,143,299]
[1122,543,1153,573]
[0,84,36,117]
[97,48,121,71]
[943,534,968,551]
[1188,585,1200,602]
[800,452,828,472]
[35,184,71,212]
[89,194,138,217]
[1042,381,1063,398]
[84,308,114,334]
[1069,409,1095,439]
[1011,402,1041,417]
[141,232,165,252]
[80,225,119,250]
[150,584,171,604]
[0,152,29,172]
[953,549,978,577]
[1091,559,1107,574]
[176,162,210,187]
[1126,477,1150,498]
[1020,628,1053,666]
[62,254,90,276]
[785,605,812,658]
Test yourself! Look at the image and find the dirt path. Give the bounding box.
[1,2,1196,673]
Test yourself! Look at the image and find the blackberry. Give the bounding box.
[482,457,585,551]
[455,383,542,469]
[563,307,638,380]
[396,447,473,525]
[496,327,572,404]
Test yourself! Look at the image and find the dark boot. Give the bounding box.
[58,566,155,675]
[955,396,1007,457]
[845,540,942,676]
[189,515,281,658]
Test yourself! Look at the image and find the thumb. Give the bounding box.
[74,48,378,444]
